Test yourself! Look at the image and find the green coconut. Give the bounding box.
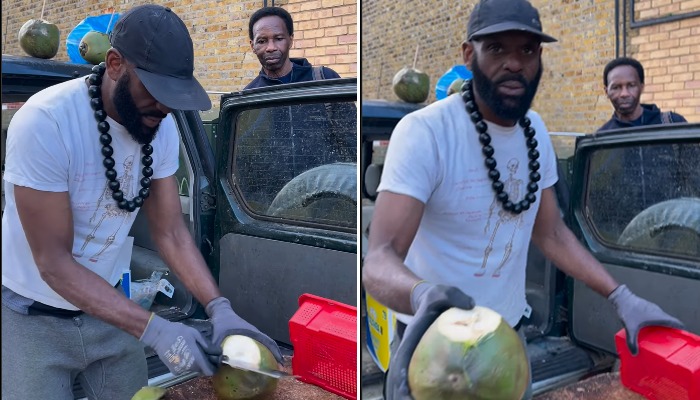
[392,66,430,103]
[212,335,279,400]
[447,78,465,97]
[131,386,166,400]
[79,30,111,65]
[18,19,60,59]
[408,306,529,400]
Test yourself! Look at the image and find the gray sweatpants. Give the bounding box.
[1,303,148,400]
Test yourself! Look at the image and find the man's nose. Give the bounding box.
[503,55,524,72]
[265,41,278,52]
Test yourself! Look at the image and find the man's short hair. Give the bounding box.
[248,7,294,40]
[603,57,645,87]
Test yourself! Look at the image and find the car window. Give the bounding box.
[585,141,700,259]
[231,100,357,229]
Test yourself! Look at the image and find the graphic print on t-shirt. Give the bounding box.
[77,155,136,262]
[476,158,524,278]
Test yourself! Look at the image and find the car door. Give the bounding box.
[567,124,700,354]
[212,79,358,346]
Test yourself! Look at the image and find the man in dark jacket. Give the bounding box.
[598,57,686,132]
[235,7,355,210]
[593,57,690,237]
[245,6,340,89]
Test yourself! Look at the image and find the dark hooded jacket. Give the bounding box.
[244,57,341,89]
[597,103,687,132]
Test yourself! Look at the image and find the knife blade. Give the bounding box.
[211,355,298,379]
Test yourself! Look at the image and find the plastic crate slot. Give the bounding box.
[290,293,357,400]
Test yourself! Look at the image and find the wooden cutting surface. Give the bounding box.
[162,361,347,400]
[534,372,646,400]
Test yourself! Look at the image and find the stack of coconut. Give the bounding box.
[18,6,111,65]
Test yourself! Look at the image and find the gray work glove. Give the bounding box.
[608,284,685,355]
[205,297,283,365]
[140,313,221,376]
[385,283,475,400]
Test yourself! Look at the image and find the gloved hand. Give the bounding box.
[205,297,283,365]
[140,313,221,376]
[608,284,685,355]
[385,283,475,400]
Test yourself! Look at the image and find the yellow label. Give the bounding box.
[364,291,395,372]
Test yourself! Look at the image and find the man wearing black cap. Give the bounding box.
[2,4,281,399]
[362,1,685,399]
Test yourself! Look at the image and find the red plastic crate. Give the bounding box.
[615,327,700,400]
[289,293,357,400]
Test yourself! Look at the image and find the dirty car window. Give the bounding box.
[586,142,700,259]
[232,101,357,229]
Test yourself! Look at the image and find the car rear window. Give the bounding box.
[231,100,357,229]
[585,141,700,259]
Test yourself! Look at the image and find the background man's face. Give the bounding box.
[251,15,293,74]
[466,31,543,122]
[605,65,643,117]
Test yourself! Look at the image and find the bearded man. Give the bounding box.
[2,5,281,399]
[361,1,685,399]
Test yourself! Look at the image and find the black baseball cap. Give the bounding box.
[109,4,211,111]
[467,0,557,43]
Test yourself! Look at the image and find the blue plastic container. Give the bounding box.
[435,65,473,101]
[66,13,120,64]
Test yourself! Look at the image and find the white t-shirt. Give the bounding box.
[2,77,179,310]
[378,93,558,327]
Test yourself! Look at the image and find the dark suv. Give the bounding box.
[359,98,700,398]
[2,54,358,398]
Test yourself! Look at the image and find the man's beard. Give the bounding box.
[113,73,162,145]
[471,53,543,122]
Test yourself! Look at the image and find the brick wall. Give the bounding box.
[1,0,357,95]
[629,0,700,119]
[361,0,699,133]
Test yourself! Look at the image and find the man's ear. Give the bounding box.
[462,41,474,69]
[289,34,294,49]
[249,39,254,51]
[104,48,125,81]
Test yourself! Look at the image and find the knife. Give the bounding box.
[210,355,298,379]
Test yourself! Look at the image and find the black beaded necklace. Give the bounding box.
[87,62,153,212]
[460,79,540,215]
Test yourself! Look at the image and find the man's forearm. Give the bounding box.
[153,228,221,310]
[362,246,422,315]
[39,256,151,338]
[534,223,618,297]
